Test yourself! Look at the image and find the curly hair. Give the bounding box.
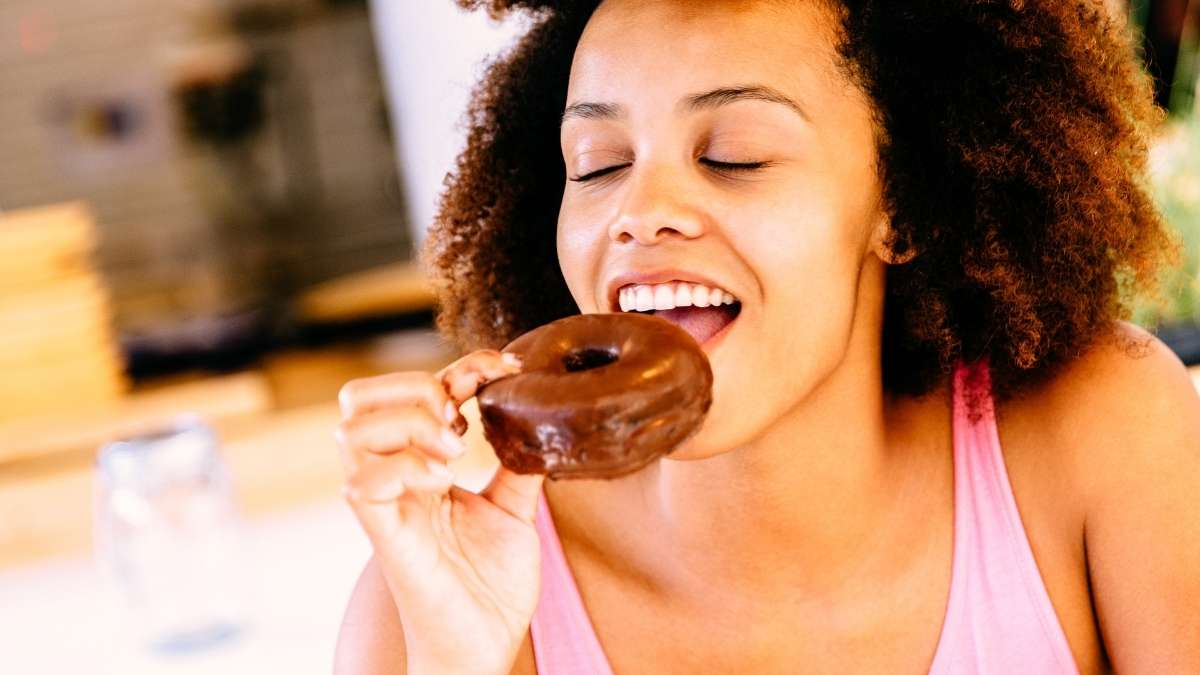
[422,0,1181,404]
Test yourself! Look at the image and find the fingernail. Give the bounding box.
[444,400,458,423]
[427,458,454,481]
[441,427,467,457]
[501,352,522,368]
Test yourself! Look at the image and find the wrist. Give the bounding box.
[405,650,515,675]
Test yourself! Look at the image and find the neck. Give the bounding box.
[641,348,934,598]
[547,258,952,604]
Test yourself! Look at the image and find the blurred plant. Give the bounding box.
[1167,0,1199,116]
[1132,112,1200,327]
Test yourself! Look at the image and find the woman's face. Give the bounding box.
[557,0,891,459]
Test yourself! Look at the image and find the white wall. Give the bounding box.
[368,2,534,250]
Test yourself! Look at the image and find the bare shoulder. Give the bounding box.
[333,555,407,675]
[1003,320,1199,490]
[1032,320,1200,490]
[1033,320,1200,671]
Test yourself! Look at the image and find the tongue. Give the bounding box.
[653,306,735,346]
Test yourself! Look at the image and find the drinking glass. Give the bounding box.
[94,414,248,654]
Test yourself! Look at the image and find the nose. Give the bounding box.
[606,165,708,245]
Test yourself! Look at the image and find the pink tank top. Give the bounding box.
[528,359,1081,674]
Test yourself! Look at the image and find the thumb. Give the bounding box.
[480,467,546,524]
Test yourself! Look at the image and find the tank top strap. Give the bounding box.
[530,489,615,675]
[928,358,1079,674]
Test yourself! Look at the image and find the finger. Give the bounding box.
[346,450,455,503]
[337,430,460,480]
[342,455,454,554]
[338,371,457,424]
[448,410,468,437]
[343,483,435,571]
[480,466,545,524]
[436,349,523,406]
[335,406,468,465]
[346,487,469,591]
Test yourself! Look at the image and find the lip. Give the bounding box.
[604,268,739,313]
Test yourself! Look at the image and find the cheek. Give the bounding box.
[748,210,862,312]
[668,217,864,457]
[753,227,863,371]
[556,215,599,312]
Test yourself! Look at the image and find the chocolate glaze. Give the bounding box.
[476,313,713,480]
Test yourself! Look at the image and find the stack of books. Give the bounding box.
[0,202,128,424]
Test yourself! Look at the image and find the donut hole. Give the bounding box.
[563,347,619,372]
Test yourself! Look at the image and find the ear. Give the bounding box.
[868,214,917,265]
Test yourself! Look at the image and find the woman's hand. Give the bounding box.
[335,350,545,675]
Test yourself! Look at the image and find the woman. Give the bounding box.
[334,1,1200,672]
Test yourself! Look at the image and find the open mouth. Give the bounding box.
[617,282,742,347]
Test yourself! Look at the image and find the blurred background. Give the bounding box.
[0,0,1196,673]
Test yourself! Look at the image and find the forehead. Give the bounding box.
[567,0,842,113]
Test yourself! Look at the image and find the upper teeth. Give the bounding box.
[618,282,738,312]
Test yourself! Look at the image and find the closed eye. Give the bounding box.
[568,159,771,183]
[701,159,771,174]
[568,164,627,183]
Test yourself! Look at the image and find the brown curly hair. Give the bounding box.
[422,0,1181,403]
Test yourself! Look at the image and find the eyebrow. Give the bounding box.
[560,84,810,128]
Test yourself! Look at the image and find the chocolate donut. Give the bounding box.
[475,312,713,479]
